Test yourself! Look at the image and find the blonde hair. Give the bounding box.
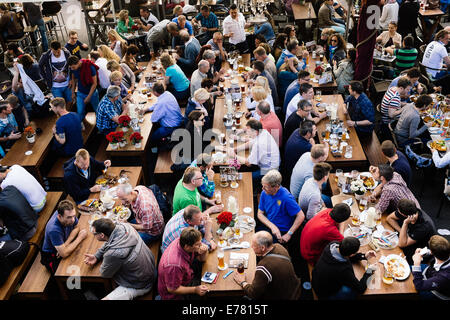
[255,76,271,95]
[251,85,268,102]
[173,5,183,16]
[194,88,210,102]
[160,53,175,69]
[110,70,123,82]
[75,148,89,160]
[98,44,121,63]
[118,9,129,21]
[108,29,127,54]
[279,57,298,72]
[106,60,121,72]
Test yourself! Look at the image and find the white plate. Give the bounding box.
[236,215,256,233]
[383,254,411,280]
[25,150,33,156]
[230,182,239,189]
[358,172,379,190]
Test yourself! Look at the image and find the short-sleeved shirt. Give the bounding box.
[42,211,78,254]
[0,113,18,137]
[381,87,401,124]
[165,64,190,92]
[394,48,418,72]
[194,12,219,30]
[158,238,195,300]
[65,40,87,59]
[247,129,280,174]
[51,52,70,88]
[422,41,448,77]
[260,112,283,147]
[172,179,202,214]
[55,112,83,156]
[171,17,193,35]
[258,186,301,232]
[96,96,122,133]
[131,186,164,236]
[72,64,97,94]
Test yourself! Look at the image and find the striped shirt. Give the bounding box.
[394,48,418,72]
[381,87,401,124]
[131,186,165,236]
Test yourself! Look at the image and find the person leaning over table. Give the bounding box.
[116,183,165,245]
[312,237,377,300]
[41,200,87,274]
[233,231,302,300]
[172,166,223,216]
[161,204,216,253]
[146,20,179,58]
[388,68,425,103]
[386,199,436,265]
[192,5,219,44]
[84,218,156,300]
[384,35,418,76]
[172,14,193,36]
[381,139,412,186]
[158,227,209,300]
[412,235,450,300]
[63,148,111,204]
[343,80,375,138]
[190,60,210,98]
[333,47,356,95]
[174,30,201,76]
[160,52,190,101]
[286,83,327,123]
[96,85,129,136]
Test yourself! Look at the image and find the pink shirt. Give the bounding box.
[131,186,164,236]
[260,112,283,147]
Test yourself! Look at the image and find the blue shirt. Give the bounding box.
[72,64,97,94]
[96,95,122,133]
[344,93,375,134]
[171,17,193,35]
[259,187,301,232]
[42,211,79,254]
[165,64,190,92]
[194,12,218,31]
[283,81,300,114]
[55,112,83,156]
[0,113,18,137]
[254,22,275,41]
[390,151,412,186]
[149,91,184,128]
[284,131,312,177]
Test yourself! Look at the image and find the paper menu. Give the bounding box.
[229,252,249,268]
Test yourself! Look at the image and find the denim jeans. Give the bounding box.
[328,285,357,300]
[51,86,72,103]
[76,89,99,120]
[150,126,177,144]
[36,19,49,52]
[129,219,160,245]
[14,88,34,112]
[331,24,346,35]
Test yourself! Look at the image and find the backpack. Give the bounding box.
[0,239,30,266]
[148,184,172,223]
[405,144,433,168]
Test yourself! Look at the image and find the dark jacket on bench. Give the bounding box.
[63,156,105,204]
[0,186,37,240]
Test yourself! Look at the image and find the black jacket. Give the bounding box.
[63,156,105,204]
[398,1,420,37]
[0,186,37,240]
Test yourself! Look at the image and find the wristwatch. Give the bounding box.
[240,281,247,287]
[287,231,293,236]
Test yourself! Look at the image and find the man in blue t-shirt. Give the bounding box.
[380,140,412,186]
[50,97,83,157]
[41,200,87,274]
[68,55,99,122]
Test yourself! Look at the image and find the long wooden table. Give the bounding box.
[419,8,445,44]
[331,194,417,298]
[316,95,368,168]
[201,172,256,296]
[307,56,338,92]
[54,166,143,299]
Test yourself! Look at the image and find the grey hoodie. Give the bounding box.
[94,223,156,290]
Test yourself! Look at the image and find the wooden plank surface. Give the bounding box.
[292,2,317,20]
[307,56,338,91]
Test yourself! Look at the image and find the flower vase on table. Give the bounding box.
[350,179,367,201]
[216,211,235,235]
[24,126,35,143]
[106,131,124,149]
[130,132,143,149]
[118,115,131,133]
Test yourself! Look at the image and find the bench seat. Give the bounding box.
[17,252,51,299]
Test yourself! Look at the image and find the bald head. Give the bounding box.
[251,231,273,256]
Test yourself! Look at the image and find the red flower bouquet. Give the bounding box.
[217,211,234,230]
[106,131,124,144]
[131,24,139,31]
[129,132,143,144]
[314,65,324,76]
[118,115,131,128]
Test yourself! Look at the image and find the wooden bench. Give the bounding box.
[136,239,161,300]
[0,192,63,300]
[94,138,109,162]
[154,150,173,174]
[360,131,387,166]
[307,263,318,301]
[17,252,51,299]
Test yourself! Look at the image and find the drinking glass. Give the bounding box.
[336,169,343,185]
[351,169,359,179]
[237,259,245,274]
[215,191,222,205]
[382,268,394,284]
[217,249,225,269]
[345,146,353,159]
[316,90,322,101]
[234,222,241,238]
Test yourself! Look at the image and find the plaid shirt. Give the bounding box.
[376,172,420,214]
[131,186,165,236]
[96,95,122,133]
[190,160,215,198]
[161,208,207,253]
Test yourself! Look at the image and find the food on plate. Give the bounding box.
[423,115,433,123]
[386,258,407,279]
[96,178,108,185]
[230,181,238,188]
[361,175,375,188]
[429,140,447,152]
[112,206,130,220]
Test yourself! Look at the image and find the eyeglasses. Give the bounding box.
[331,39,338,43]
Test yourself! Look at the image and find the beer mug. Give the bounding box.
[234,222,241,238]
[215,191,222,205]
[217,249,225,269]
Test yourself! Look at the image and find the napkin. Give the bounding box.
[342,198,353,207]
[372,225,385,238]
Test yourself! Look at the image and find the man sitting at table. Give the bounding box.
[206,32,228,67]
[147,82,184,147]
[283,70,311,114]
[175,30,201,76]
[256,101,283,147]
[300,203,351,265]
[283,99,315,147]
[96,85,129,135]
[285,83,327,124]
[381,140,412,186]
[0,165,46,213]
[137,7,159,32]
[343,80,375,139]
[386,199,436,266]
[189,153,215,199]
[117,183,165,245]
[172,15,193,36]
[253,46,277,85]
[299,163,333,220]
[394,94,433,147]
[422,29,450,81]
[233,231,302,300]
[192,5,219,44]
[249,60,279,106]
[63,148,111,204]
[50,97,83,157]
[172,166,223,215]
[162,204,216,253]
[202,49,225,84]
[312,237,377,300]
[369,164,420,215]
[190,60,210,98]
[0,101,21,154]
[84,218,156,300]
[158,227,209,300]
[389,68,425,102]
[41,200,87,274]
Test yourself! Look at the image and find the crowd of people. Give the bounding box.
[0,0,449,302]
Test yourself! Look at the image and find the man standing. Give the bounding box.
[117,183,165,245]
[146,20,179,57]
[233,231,302,300]
[175,30,201,75]
[50,97,83,157]
[96,85,129,135]
[63,148,111,204]
[23,2,49,52]
[84,218,156,300]
[41,200,87,274]
[223,4,251,53]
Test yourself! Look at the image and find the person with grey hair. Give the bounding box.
[175,30,201,75]
[146,20,179,57]
[256,101,283,146]
[233,230,302,300]
[202,49,225,83]
[190,60,210,97]
[96,85,129,135]
[117,184,165,244]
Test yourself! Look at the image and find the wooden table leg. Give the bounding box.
[55,277,70,300]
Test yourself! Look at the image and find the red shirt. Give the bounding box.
[260,112,283,147]
[131,186,164,236]
[158,238,195,300]
[300,208,344,265]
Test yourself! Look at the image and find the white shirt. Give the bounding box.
[141,13,159,27]
[379,2,399,29]
[285,93,305,124]
[94,58,111,89]
[113,41,123,59]
[190,69,207,97]
[1,165,47,208]
[51,52,69,88]
[432,150,450,168]
[223,13,246,45]
[247,129,280,174]
[422,41,448,77]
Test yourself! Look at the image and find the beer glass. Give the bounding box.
[217,249,225,269]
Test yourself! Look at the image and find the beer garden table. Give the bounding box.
[418,8,445,45]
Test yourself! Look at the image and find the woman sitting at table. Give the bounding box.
[278,57,299,103]
[255,76,275,107]
[106,60,135,91]
[325,33,347,66]
[315,28,335,55]
[333,48,356,95]
[384,35,418,76]
[272,33,288,63]
[121,44,144,79]
[376,21,402,49]
[107,29,127,59]
[109,71,133,103]
[116,10,136,35]
[160,53,190,101]
[185,110,208,162]
[200,78,221,115]
[185,88,211,129]
[283,25,298,43]
[98,44,121,63]
[245,85,275,121]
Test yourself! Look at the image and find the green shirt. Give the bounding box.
[394,48,418,73]
[172,179,202,215]
[117,17,135,35]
